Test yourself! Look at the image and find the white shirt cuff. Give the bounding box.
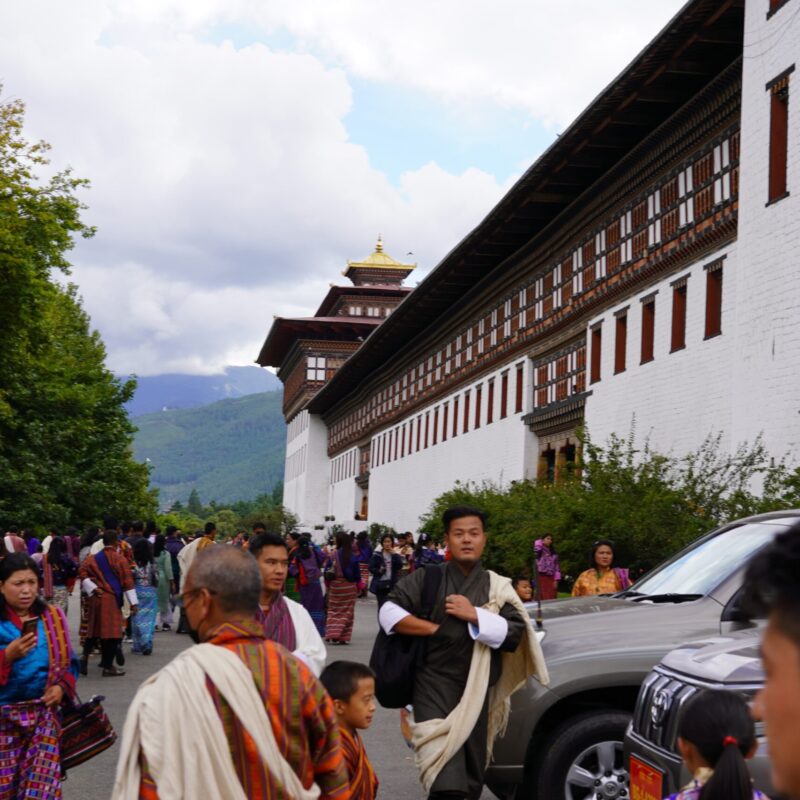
[468,607,508,649]
[125,589,139,606]
[81,578,98,595]
[379,600,410,634]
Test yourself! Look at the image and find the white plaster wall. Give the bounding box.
[328,446,363,528]
[731,2,800,461]
[367,362,534,531]
[282,411,329,530]
[584,243,737,458]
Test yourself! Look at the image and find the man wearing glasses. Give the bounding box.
[113,546,349,800]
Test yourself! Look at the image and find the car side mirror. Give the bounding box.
[721,590,751,624]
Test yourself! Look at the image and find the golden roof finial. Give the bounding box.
[375,234,383,253]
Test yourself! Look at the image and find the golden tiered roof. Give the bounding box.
[344,236,416,275]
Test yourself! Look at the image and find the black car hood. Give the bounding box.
[660,628,764,684]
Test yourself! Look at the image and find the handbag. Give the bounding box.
[369,565,443,708]
[323,552,338,582]
[60,694,117,771]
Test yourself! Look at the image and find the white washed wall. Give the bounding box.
[731,1,800,460]
[584,243,737,458]
[367,363,534,531]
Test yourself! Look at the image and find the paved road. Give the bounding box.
[63,591,495,799]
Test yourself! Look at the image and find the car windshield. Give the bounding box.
[630,521,790,597]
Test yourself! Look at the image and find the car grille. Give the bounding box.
[633,667,765,752]
[632,670,699,751]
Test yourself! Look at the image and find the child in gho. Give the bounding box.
[321,661,379,800]
[666,689,768,800]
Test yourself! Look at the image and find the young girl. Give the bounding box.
[668,689,768,800]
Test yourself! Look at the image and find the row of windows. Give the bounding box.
[532,344,587,410]
[589,260,724,384]
[285,444,307,482]
[287,410,309,444]
[330,448,358,484]
[328,130,739,452]
[348,305,393,318]
[370,363,526,470]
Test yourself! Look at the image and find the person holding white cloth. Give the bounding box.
[379,505,548,800]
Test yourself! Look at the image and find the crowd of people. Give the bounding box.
[0,511,798,800]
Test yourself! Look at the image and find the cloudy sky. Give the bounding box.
[3,0,685,376]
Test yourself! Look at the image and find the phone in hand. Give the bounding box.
[21,618,38,639]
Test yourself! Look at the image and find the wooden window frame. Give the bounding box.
[442,403,449,443]
[670,278,689,353]
[614,310,628,374]
[767,67,793,204]
[453,396,460,438]
[704,260,724,339]
[475,384,482,429]
[463,391,470,434]
[515,363,524,413]
[500,372,509,419]
[590,325,603,384]
[487,380,495,424]
[640,296,656,364]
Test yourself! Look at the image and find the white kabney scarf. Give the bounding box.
[409,570,549,793]
[112,643,320,800]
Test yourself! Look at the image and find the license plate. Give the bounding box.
[630,755,664,800]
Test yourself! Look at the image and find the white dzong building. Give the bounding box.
[259,0,800,534]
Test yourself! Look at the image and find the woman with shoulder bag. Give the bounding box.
[369,534,404,610]
[0,552,80,798]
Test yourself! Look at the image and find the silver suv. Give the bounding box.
[484,511,800,800]
[624,630,772,799]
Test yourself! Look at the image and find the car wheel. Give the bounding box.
[533,710,632,800]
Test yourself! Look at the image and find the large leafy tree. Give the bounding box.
[0,94,156,528]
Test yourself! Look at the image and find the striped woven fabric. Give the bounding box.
[139,620,349,799]
[325,579,358,643]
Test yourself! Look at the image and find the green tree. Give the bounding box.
[0,94,156,527]
[187,488,204,517]
[420,432,793,583]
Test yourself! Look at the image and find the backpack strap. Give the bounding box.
[419,565,444,620]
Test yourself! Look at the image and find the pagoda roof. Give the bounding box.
[344,237,416,276]
[307,0,744,416]
[256,316,381,369]
[315,284,413,317]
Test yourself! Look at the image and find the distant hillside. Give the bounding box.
[124,366,281,417]
[132,391,286,506]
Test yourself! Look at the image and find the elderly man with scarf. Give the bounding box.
[112,546,349,800]
[379,505,549,800]
[250,532,327,676]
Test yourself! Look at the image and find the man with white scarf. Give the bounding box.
[113,546,349,800]
[379,505,548,800]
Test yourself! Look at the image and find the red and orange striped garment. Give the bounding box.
[139,620,350,799]
[340,726,378,800]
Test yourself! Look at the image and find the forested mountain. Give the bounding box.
[125,366,280,417]
[132,391,286,506]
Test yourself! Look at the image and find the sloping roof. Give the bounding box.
[315,285,413,317]
[307,0,744,416]
[256,317,381,368]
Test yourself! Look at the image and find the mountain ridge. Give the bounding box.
[132,390,286,506]
[124,365,281,417]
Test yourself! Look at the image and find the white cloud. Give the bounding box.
[1,0,684,375]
